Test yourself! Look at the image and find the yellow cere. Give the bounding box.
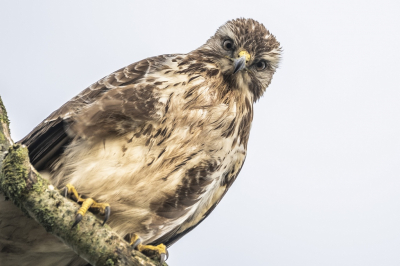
[238,50,251,63]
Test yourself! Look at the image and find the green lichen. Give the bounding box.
[0,96,12,166]
[0,96,10,146]
[105,259,115,266]
[32,173,48,194]
[30,201,57,232]
[0,144,30,206]
[0,96,10,128]
[0,131,5,143]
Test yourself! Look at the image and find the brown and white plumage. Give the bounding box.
[1,18,281,265]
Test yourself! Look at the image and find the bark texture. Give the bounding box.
[0,96,166,266]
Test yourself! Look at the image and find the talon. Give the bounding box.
[63,184,111,228]
[138,243,167,263]
[131,238,141,249]
[102,206,111,226]
[63,186,68,197]
[72,213,82,228]
[65,184,80,201]
[128,234,168,263]
[128,233,142,249]
[72,198,94,228]
[160,253,166,265]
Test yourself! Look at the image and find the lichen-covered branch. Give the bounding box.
[0,96,166,266]
[0,96,12,166]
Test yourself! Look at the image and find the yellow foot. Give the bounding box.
[128,233,168,265]
[63,184,111,227]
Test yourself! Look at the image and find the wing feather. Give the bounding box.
[18,58,161,170]
[153,163,245,247]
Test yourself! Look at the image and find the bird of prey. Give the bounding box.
[0,18,281,265]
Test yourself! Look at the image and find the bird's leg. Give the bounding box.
[127,233,168,265]
[63,184,110,227]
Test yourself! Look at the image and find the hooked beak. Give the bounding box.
[233,50,251,74]
[233,56,246,74]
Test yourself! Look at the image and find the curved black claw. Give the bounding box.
[102,206,111,226]
[63,187,68,197]
[160,253,166,265]
[165,249,169,261]
[72,214,82,228]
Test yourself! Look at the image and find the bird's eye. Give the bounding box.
[222,39,234,51]
[255,61,267,71]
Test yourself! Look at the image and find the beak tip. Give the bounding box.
[233,56,247,74]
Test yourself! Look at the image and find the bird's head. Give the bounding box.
[199,18,282,101]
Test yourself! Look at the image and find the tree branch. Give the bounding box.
[0,96,166,266]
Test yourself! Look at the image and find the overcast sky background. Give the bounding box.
[1,1,400,265]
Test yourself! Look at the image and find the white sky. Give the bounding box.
[1,1,400,265]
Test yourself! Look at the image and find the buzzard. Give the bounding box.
[0,18,281,265]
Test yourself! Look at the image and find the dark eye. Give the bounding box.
[222,39,234,51]
[255,61,267,71]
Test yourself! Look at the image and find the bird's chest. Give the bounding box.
[145,99,252,229]
[56,79,253,239]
